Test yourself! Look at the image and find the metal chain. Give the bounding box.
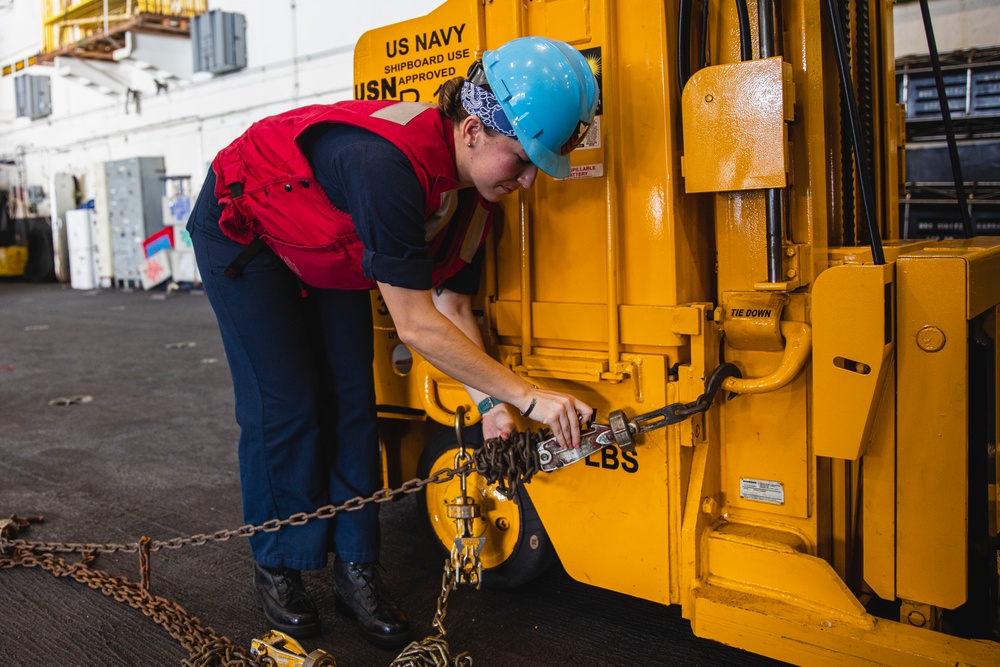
[627,362,743,436]
[0,465,470,558]
[391,563,472,667]
[391,636,472,667]
[390,410,480,667]
[473,430,541,502]
[5,549,276,667]
[0,465,472,667]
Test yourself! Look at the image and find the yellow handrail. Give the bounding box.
[721,321,812,395]
[417,361,480,427]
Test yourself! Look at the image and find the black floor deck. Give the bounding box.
[0,282,783,667]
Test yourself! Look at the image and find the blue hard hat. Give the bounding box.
[483,37,599,178]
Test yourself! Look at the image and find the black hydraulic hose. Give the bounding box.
[758,0,775,58]
[764,189,784,281]
[773,0,784,57]
[823,0,886,265]
[758,0,784,282]
[678,0,692,92]
[918,0,973,238]
[735,0,753,62]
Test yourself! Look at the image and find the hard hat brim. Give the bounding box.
[524,141,571,178]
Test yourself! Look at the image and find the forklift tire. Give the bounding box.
[415,425,556,590]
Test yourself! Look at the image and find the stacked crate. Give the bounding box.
[897,48,1000,239]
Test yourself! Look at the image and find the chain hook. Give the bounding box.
[454,405,466,453]
[453,407,471,498]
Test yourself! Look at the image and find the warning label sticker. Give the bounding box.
[560,164,604,180]
[578,115,601,151]
[739,478,785,505]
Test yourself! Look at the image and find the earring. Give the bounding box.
[466,142,474,148]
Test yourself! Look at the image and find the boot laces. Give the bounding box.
[271,567,306,602]
[350,562,379,605]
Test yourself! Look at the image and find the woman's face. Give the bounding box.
[459,118,538,202]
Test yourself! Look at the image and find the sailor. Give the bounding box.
[187,36,598,649]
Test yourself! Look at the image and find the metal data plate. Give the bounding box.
[537,424,615,472]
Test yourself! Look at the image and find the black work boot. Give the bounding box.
[334,559,411,649]
[252,562,321,638]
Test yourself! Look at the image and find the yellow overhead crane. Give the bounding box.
[356,0,1000,665]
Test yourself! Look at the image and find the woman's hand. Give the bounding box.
[521,388,593,450]
[481,403,518,441]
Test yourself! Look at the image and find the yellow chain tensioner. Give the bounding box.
[250,630,336,667]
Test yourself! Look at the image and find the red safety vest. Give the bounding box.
[211,101,494,289]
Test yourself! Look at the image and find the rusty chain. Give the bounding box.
[0,465,470,558]
[6,549,276,667]
[0,463,473,667]
[0,434,552,667]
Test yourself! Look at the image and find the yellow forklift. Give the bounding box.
[357,1,1000,664]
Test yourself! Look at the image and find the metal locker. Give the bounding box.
[104,157,166,288]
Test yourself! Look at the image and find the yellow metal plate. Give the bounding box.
[895,254,968,609]
[811,263,894,460]
[681,57,791,193]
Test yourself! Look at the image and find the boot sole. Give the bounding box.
[334,596,412,650]
[252,585,322,639]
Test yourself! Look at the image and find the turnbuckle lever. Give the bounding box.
[537,363,743,471]
[537,424,616,472]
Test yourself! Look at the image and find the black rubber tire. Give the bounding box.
[415,425,556,590]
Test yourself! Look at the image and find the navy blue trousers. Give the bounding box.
[188,172,380,570]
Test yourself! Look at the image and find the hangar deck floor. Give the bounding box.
[0,282,783,667]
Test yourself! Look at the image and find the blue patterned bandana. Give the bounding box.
[460,80,516,138]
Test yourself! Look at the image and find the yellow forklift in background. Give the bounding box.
[356,1,1000,664]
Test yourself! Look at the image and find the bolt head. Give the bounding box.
[916,326,946,352]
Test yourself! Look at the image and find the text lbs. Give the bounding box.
[585,446,639,473]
